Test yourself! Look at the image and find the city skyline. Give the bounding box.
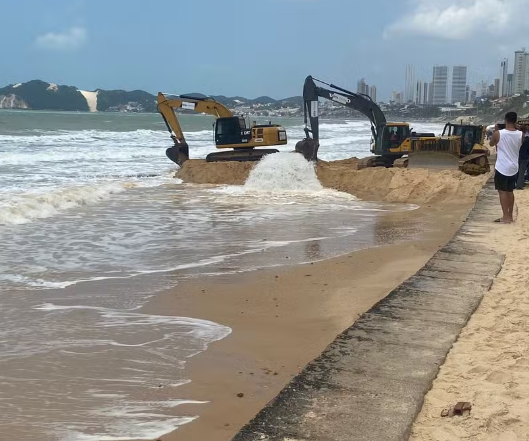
[359,48,528,105]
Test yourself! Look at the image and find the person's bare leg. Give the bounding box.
[508,192,515,222]
[498,191,512,222]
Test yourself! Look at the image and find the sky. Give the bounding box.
[0,0,528,101]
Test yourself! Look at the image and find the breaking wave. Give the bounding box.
[0,182,134,225]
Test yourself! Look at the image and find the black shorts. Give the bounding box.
[495,170,517,192]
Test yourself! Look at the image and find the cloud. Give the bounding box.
[384,0,528,40]
[35,27,87,51]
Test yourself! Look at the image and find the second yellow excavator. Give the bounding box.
[157,92,288,165]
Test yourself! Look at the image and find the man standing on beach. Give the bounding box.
[490,112,523,223]
[517,127,529,190]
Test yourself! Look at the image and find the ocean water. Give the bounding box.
[0,110,445,440]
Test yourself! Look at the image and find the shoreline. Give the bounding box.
[141,201,475,441]
[229,178,504,441]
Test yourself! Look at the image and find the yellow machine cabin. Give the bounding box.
[157,92,287,166]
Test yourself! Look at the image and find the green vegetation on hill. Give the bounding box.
[96,89,157,112]
[0,80,89,111]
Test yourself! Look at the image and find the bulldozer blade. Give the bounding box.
[206,149,279,163]
[407,151,460,170]
[166,143,189,166]
[295,139,319,161]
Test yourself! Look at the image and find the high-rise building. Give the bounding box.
[405,65,415,103]
[423,83,430,105]
[477,81,489,98]
[414,81,429,105]
[465,85,471,103]
[451,66,467,104]
[507,74,514,96]
[513,49,529,95]
[488,84,496,98]
[494,78,501,98]
[500,58,509,97]
[432,66,449,105]
[415,81,423,104]
[369,85,377,102]
[391,91,402,104]
[357,78,369,96]
[428,82,433,105]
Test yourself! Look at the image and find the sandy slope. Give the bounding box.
[176,159,489,204]
[410,190,529,440]
[79,90,98,112]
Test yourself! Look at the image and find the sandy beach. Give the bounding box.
[410,188,529,440]
[140,163,489,441]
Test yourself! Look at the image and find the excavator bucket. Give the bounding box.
[166,143,190,167]
[295,138,319,161]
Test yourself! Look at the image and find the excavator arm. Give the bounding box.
[157,92,233,165]
[296,76,387,161]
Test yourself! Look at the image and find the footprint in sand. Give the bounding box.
[499,430,519,441]
[486,370,513,384]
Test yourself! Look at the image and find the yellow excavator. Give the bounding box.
[295,76,490,175]
[157,92,288,165]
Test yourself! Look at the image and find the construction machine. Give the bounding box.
[406,123,490,175]
[157,92,288,166]
[295,76,433,167]
[295,76,490,175]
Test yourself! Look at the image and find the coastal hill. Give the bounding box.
[0,80,303,114]
[1,80,526,122]
[0,80,158,113]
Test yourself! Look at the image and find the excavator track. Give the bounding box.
[357,156,400,169]
[458,153,490,176]
[206,149,279,163]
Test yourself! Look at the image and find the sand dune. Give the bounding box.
[79,90,98,112]
[176,158,489,204]
[410,190,529,440]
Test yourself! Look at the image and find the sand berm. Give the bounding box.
[176,158,488,204]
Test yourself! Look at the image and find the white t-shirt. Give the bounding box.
[495,129,523,176]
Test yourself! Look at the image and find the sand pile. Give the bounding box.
[176,158,489,204]
[177,160,255,185]
[317,162,489,204]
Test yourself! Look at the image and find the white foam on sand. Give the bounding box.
[79,89,98,112]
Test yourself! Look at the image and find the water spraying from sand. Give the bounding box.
[244,153,323,193]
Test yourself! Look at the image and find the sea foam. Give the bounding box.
[0,182,133,225]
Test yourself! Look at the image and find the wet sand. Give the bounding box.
[141,202,475,441]
[410,189,529,440]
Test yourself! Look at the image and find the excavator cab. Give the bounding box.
[215,117,252,146]
[382,124,411,153]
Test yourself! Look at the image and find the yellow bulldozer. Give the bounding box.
[295,76,490,175]
[401,123,490,175]
[157,92,288,165]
